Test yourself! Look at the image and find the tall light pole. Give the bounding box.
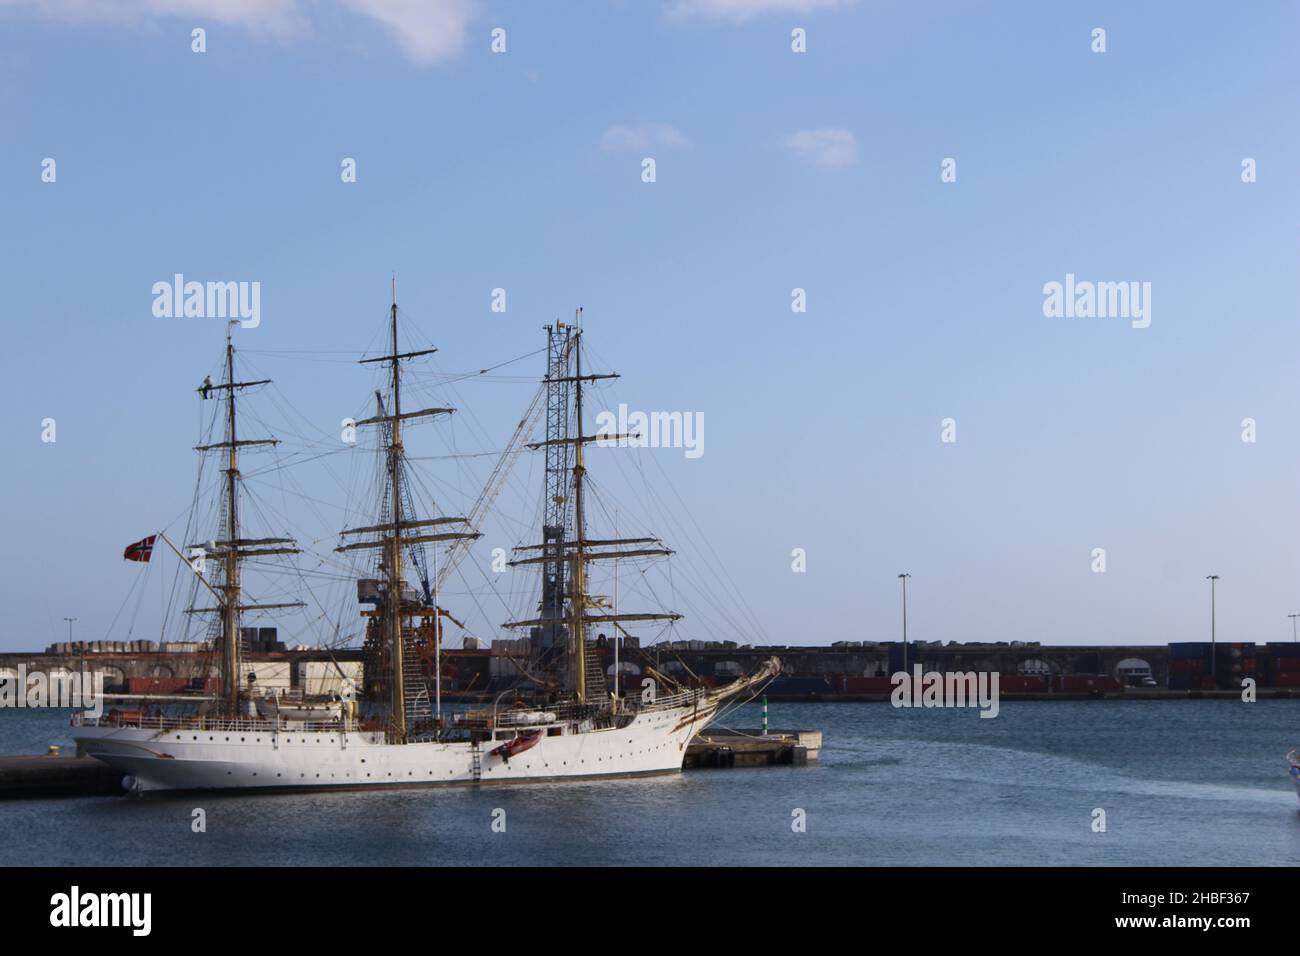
[1206,575,1219,685]
[1289,613,1299,643]
[64,617,79,678]
[898,573,911,672]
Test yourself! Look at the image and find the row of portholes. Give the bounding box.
[217,741,674,781]
[176,735,338,744]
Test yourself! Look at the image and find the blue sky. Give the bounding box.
[1,0,1297,653]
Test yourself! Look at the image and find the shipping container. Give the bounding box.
[126,677,188,695]
[842,676,895,695]
[997,675,1049,694]
[767,676,835,697]
[1053,674,1123,694]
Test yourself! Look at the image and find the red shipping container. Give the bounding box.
[843,676,895,694]
[998,675,1048,693]
[126,676,188,695]
[1054,674,1123,694]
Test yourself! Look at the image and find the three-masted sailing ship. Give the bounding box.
[73,296,779,793]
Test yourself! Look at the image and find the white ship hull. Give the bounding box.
[75,697,722,794]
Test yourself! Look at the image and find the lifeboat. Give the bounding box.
[491,729,542,761]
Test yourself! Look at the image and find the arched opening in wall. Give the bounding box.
[1115,657,1154,686]
[606,661,640,679]
[1019,658,1053,676]
[714,661,743,678]
[0,666,18,683]
[149,664,175,678]
[659,661,689,687]
[862,659,887,677]
[97,664,126,690]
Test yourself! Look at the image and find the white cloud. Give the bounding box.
[340,0,474,65]
[785,128,857,168]
[0,0,476,63]
[600,122,689,153]
[0,0,301,35]
[666,0,853,23]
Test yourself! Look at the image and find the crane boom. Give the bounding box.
[434,337,573,592]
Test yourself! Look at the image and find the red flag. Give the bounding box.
[123,535,157,562]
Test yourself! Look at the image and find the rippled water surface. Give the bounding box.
[2,700,1298,866]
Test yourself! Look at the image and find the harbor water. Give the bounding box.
[2,700,1298,866]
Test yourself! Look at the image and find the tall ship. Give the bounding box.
[73,293,778,793]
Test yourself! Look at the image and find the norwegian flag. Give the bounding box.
[123,535,157,563]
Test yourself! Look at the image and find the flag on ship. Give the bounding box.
[122,535,157,562]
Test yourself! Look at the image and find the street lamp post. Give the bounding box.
[64,616,80,680]
[1206,575,1219,685]
[898,573,911,672]
[1289,613,1299,644]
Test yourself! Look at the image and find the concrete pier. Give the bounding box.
[0,754,124,798]
[684,729,822,769]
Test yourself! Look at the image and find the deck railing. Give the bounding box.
[73,713,351,735]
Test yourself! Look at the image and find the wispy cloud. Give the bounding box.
[0,0,304,35]
[666,0,854,23]
[0,0,476,64]
[340,0,475,65]
[600,121,689,154]
[785,128,857,168]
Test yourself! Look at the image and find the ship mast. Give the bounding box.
[190,323,300,716]
[337,283,479,740]
[570,322,589,702]
[386,286,406,735]
[504,312,682,704]
[223,328,240,715]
